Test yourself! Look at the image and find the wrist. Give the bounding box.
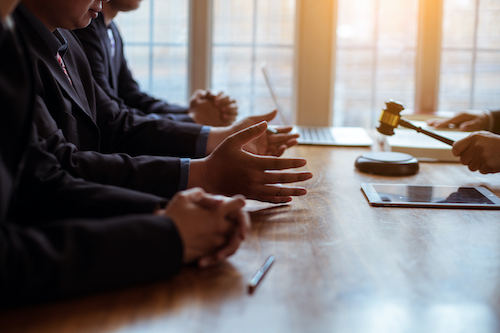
[206,127,229,154]
[187,158,216,193]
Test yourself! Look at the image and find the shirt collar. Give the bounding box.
[17,3,68,57]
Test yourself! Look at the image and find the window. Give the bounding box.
[114,0,189,105]
[115,0,500,128]
[440,0,500,111]
[334,0,419,128]
[212,0,295,121]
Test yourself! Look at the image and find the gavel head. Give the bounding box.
[376,99,405,136]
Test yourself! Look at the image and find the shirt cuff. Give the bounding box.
[144,113,162,120]
[178,158,190,191]
[195,125,211,157]
[168,113,195,123]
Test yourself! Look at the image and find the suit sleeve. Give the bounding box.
[33,95,186,199]
[92,82,205,157]
[0,213,183,307]
[73,20,191,118]
[1,124,185,309]
[11,125,173,221]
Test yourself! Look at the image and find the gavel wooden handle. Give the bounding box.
[398,119,455,146]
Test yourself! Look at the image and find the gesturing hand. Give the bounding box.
[160,188,250,266]
[205,109,298,156]
[189,121,313,203]
[243,125,298,157]
[452,131,500,174]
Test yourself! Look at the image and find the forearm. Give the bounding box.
[95,86,202,157]
[0,215,182,308]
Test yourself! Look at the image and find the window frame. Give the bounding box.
[187,0,496,126]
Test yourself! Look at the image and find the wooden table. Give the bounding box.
[2,145,500,333]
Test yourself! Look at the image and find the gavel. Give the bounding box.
[377,99,455,146]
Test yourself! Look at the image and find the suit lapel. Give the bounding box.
[44,52,93,119]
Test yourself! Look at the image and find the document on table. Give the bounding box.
[386,121,470,162]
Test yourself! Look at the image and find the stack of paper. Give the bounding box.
[386,121,470,162]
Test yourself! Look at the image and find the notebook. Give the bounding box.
[261,63,373,147]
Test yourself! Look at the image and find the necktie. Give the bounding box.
[107,28,115,58]
[56,52,72,85]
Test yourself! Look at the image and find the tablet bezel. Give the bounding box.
[361,183,500,209]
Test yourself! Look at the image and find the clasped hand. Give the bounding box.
[189,89,238,126]
[158,187,250,267]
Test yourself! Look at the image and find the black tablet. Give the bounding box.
[361,183,500,209]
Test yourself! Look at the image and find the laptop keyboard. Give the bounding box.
[296,127,335,143]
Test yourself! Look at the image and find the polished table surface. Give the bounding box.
[2,145,500,333]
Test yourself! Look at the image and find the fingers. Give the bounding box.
[248,110,278,123]
[274,126,294,134]
[218,195,247,217]
[255,156,308,171]
[226,121,268,148]
[221,106,238,124]
[260,184,308,197]
[191,89,208,100]
[197,203,250,268]
[452,135,473,156]
[262,170,314,184]
[267,133,300,145]
[216,95,236,108]
[248,184,309,203]
[255,195,293,204]
[459,119,482,131]
[197,229,241,267]
[195,194,225,209]
[176,187,206,203]
[426,118,452,128]
[427,112,489,132]
[467,151,481,172]
[221,105,238,116]
[232,203,251,239]
[452,132,500,173]
[428,114,467,129]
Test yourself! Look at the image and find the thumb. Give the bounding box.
[227,121,268,148]
[249,110,277,123]
[459,119,481,131]
[452,136,471,156]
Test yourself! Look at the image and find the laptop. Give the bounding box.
[261,63,373,147]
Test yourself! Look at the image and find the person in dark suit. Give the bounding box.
[0,1,250,307]
[74,0,238,126]
[14,0,312,204]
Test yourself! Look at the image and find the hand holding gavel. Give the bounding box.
[377,100,455,146]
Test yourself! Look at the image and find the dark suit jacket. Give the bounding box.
[74,15,192,122]
[13,6,204,198]
[0,22,184,307]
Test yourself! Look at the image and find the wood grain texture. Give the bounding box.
[2,146,500,333]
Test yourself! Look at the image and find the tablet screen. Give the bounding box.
[361,183,500,209]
